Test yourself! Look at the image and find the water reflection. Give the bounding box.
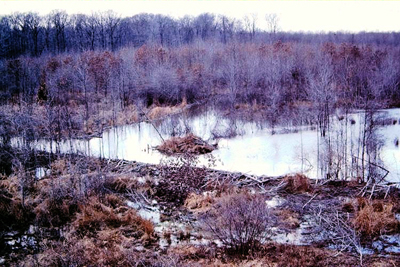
[17,108,400,183]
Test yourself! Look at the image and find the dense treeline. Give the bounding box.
[1,11,400,118]
[1,11,400,59]
[1,40,399,110]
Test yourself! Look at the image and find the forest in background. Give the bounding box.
[1,12,400,102]
[1,11,400,111]
[2,11,400,58]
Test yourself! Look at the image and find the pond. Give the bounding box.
[16,107,400,183]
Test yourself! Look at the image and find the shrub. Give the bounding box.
[34,176,82,227]
[200,193,274,255]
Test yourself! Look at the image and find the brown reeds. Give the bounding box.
[352,198,400,238]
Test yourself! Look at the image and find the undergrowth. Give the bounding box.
[352,198,400,240]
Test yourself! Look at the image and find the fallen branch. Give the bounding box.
[302,193,319,209]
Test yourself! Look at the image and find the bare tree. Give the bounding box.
[178,15,194,44]
[103,10,121,51]
[193,13,216,41]
[49,10,68,53]
[243,13,257,41]
[84,13,98,51]
[265,13,280,35]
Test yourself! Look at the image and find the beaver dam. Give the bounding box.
[2,154,400,266]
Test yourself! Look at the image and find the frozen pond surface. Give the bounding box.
[16,108,400,183]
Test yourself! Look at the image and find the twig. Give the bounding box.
[353,156,390,184]
[247,175,262,184]
[139,107,165,142]
[384,185,391,199]
[369,183,376,200]
[359,178,371,197]
[302,193,318,209]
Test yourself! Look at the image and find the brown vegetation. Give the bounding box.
[353,198,400,239]
[157,133,216,155]
[155,155,208,205]
[275,209,300,230]
[283,174,312,193]
[147,100,187,120]
[0,174,35,231]
[104,175,141,193]
[184,192,215,213]
[72,196,154,239]
[33,194,156,266]
[35,233,160,267]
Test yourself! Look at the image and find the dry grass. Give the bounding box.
[50,159,67,175]
[368,260,400,267]
[275,209,300,230]
[0,174,36,230]
[184,192,215,213]
[15,172,157,266]
[34,194,79,227]
[283,174,312,193]
[35,233,151,267]
[147,100,187,120]
[32,197,159,266]
[101,104,139,127]
[117,104,139,125]
[72,196,154,239]
[342,201,356,213]
[104,193,124,208]
[27,241,399,267]
[147,106,177,120]
[173,243,363,267]
[157,133,215,155]
[105,175,139,193]
[352,198,400,238]
[258,243,358,267]
[32,173,82,227]
[0,175,19,195]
